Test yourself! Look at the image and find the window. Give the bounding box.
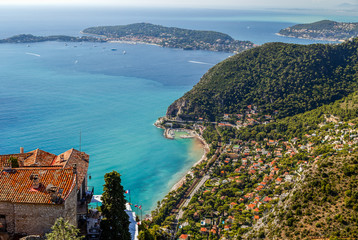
[0,215,6,232]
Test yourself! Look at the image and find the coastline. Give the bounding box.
[80,31,163,47]
[154,118,210,193]
[275,32,344,42]
[169,130,210,192]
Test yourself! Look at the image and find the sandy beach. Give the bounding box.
[169,131,210,192]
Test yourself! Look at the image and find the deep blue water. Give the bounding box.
[0,7,356,213]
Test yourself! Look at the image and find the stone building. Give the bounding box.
[0,148,92,236]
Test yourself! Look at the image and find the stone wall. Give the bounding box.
[0,202,15,234]
[63,185,78,227]
[14,203,64,235]
[0,188,78,236]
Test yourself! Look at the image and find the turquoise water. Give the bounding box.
[0,7,356,214]
[0,41,224,213]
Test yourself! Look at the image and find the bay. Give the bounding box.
[0,7,356,213]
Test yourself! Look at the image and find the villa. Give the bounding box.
[0,148,92,236]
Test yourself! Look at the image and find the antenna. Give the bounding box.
[79,130,82,152]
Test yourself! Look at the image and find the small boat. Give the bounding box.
[111,48,117,51]
[123,50,126,55]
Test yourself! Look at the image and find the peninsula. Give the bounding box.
[0,34,106,43]
[82,23,255,53]
[278,20,358,41]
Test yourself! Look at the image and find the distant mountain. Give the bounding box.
[166,38,358,121]
[278,20,358,41]
[82,23,255,53]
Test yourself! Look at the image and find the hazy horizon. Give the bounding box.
[0,0,357,12]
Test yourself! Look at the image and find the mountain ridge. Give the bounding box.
[166,38,358,122]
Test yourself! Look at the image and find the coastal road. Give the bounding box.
[177,174,210,220]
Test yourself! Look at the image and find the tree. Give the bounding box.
[46,217,83,240]
[9,156,19,168]
[100,171,131,240]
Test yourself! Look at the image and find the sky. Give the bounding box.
[0,0,357,10]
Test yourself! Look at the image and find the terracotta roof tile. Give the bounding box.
[0,167,76,204]
[24,149,57,166]
[1,148,88,189]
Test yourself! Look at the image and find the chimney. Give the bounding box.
[20,147,24,154]
[30,174,40,189]
[18,157,24,167]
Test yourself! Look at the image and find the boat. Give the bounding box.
[111,48,117,51]
[123,50,126,55]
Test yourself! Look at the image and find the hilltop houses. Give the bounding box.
[0,148,92,237]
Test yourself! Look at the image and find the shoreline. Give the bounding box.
[275,32,344,42]
[154,118,210,193]
[80,31,164,48]
[169,130,210,192]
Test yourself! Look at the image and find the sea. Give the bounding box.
[0,6,356,214]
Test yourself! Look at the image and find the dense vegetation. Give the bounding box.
[167,92,358,239]
[279,20,358,41]
[166,38,358,121]
[145,38,358,239]
[240,92,358,239]
[83,23,234,44]
[237,92,358,141]
[0,34,105,43]
[82,23,254,52]
[256,151,358,239]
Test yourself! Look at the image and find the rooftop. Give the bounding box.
[0,167,76,204]
[0,148,89,188]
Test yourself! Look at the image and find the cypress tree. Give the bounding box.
[100,171,131,240]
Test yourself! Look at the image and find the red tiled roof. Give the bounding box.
[1,148,89,189]
[0,167,76,204]
[51,149,89,187]
[179,234,188,239]
[0,153,33,167]
[247,204,255,209]
[24,149,57,166]
[263,196,272,202]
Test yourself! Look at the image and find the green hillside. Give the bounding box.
[166,38,358,121]
[173,92,358,240]
[241,92,358,239]
[83,23,234,44]
[82,23,254,52]
[278,20,358,41]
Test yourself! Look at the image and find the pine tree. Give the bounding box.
[100,171,131,240]
[46,217,83,240]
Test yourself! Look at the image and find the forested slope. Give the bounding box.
[166,38,358,121]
